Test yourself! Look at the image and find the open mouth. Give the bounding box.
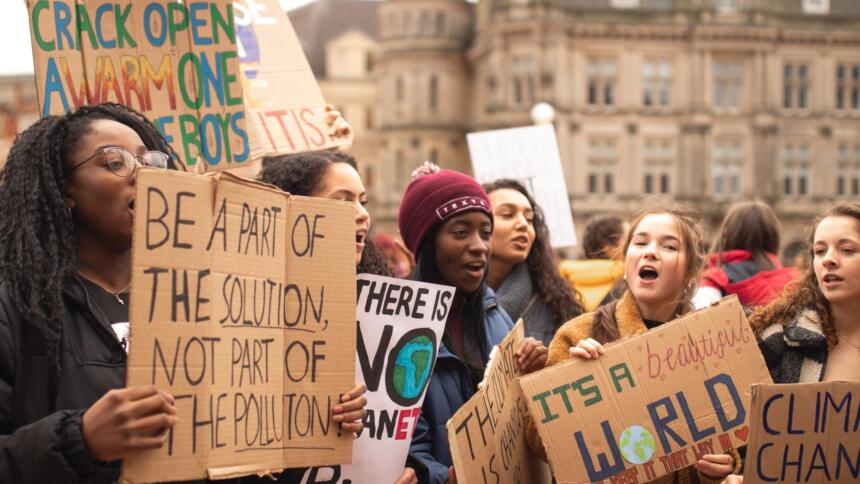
[512,235,530,248]
[128,198,135,212]
[639,265,659,281]
[355,230,367,245]
[822,273,843,283]
[463,261,486,274]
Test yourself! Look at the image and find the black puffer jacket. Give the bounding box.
[0,276,126,483]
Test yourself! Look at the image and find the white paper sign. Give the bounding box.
[467,124,577,248]
[302,274,454,483]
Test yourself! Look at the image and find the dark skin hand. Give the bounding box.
[82,386,178,462]
[515,337,548,374]
[332,383,368,435]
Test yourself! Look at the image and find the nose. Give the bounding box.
[467,231,490,256]
[355,201,370,226]
[643,241,659,260]
[820,247,839,268]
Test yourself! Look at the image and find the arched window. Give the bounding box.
[429,76,439,110]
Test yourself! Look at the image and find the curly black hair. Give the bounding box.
[258,151,391,276]
[483,179,584,328]
[0,103,179,394]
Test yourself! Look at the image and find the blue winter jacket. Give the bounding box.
[409,287,514,484]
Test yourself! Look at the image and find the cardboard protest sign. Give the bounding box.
[300,275,454,483]
[235,0,350,167]
[27,0,346,173]
[122,169,356,482]
[745,381,860,484]
[28,0,249,171]
[519,296,772,484]
[447,320,549,484]
[467,125,576,248]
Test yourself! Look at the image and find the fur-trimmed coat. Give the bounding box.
[757,309,828,384]
[525,291,741,484]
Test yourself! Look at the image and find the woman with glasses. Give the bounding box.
[0,103,366,483]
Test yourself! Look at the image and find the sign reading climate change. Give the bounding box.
[520,296,772,484]
[27,0,347,172]
[745,381,860,484]
[122,169,356,482]
[302,275,452,483]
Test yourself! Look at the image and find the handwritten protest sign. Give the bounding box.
[520,296,772,484]
[301,275,454,483]
[28,0,248,171]
[122,169,356,482]
[235,0,350,167]
[447,321,549,484]
[467,125,576,248]
[745,381,860,484]
[27,0,345,173]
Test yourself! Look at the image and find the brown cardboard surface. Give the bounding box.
[519,296,772,484]
[235,0,350,169]
[122,169,355,483]
[27,0,343,173]
[447,321,548,484]
[745,381,860,483]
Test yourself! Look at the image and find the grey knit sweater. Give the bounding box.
[494,263,559,346]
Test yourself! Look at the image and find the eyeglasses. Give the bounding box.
[69,147,169,177]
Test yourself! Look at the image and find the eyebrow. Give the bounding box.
[633,232,679,241]
[329,188,363,198]
[815,238,859,245]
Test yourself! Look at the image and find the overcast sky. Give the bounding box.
[0,0,316,76]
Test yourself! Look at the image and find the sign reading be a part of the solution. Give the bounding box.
[520,296,772,484]
[745,381,860,484]
[122,169,356,482]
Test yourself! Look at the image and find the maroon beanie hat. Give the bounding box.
[398,162,493,255]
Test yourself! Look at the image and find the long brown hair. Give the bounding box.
[483,179,585,326]
[749,201,860,346]
[710,200,781,271]
[591,206,705,343]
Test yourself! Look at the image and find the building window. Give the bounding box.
[643,140,673,194]
[716,0,741,12]
[365,106,374,130]
[395,149,406,189]
[783,143,811,197]
[402,12,412,35]
[588,58,616,106]
[802,0,830,14]
[429,76,438,110]
[783,63,810,109]
[714,60,742,109]
[396,76,405,104]
[712,140,742,196]
[837,143,860,196]
[419,11,431,35]
[588,139,617,194]
[435,12,446,35]
[610,0,639,7]
[643,59,672,107]
[511,57,536,106]
[836,64,860,111]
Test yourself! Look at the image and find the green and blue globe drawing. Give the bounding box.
[386,329,437,406]
[619,425,656,465]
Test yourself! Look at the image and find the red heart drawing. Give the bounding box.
[736,348,742,354]
[713,362,720,368]
[637,367,644,372]
[660,375,666,381]
[734,426,749,442]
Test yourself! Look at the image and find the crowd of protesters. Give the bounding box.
[0,103,858,484]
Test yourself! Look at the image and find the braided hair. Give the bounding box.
[0,103,179,394]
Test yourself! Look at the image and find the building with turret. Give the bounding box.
[294,0,860,253]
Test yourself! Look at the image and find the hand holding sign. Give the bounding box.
[83,386,178,462]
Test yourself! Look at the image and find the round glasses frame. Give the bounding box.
[69,147,169,177]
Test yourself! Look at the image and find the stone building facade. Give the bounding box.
[368,0,860,252]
